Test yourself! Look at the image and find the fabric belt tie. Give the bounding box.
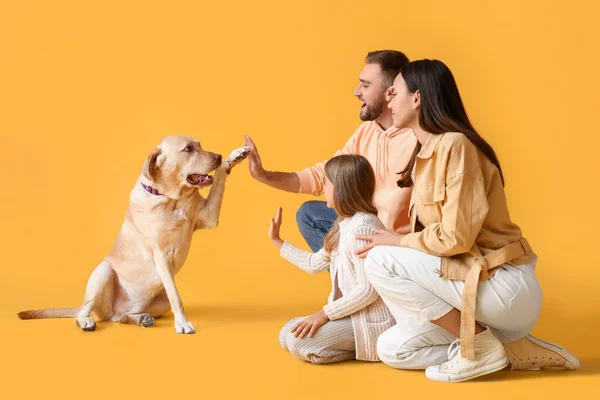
[460,238,532,359]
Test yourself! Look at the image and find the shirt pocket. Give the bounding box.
[364,305,394,324]
[417,183,445,226]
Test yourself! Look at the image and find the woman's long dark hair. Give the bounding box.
[397,59,504,188]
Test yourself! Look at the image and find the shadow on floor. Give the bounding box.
[177,303,315,323]
[471,356,600,382]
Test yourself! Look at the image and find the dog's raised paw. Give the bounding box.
[139,314,155,328]
[223,146,250,169]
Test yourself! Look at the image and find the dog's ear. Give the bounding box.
[142,148,162,181]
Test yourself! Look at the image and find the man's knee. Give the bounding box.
[296,200,323,227]
[295,201,336,253]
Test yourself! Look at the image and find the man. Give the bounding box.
[245,50,580,372]
[245,50,415,252]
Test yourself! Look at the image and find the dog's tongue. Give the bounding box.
[188,174,212,185]
[189,174,202,184]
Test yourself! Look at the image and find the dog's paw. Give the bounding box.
[221,146,250,170]
[76,316,97,332]
[174,319,196,334]
[139,314,155,328]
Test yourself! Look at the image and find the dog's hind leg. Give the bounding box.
[118,313,155,327]
[117,291,170,328]
[75,261,115,331]
[145,290,171,318]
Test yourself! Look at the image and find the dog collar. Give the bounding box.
[140,182,162,196]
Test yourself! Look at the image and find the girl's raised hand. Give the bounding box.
[269,206,284,248]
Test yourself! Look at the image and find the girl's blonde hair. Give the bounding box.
[322,155,378,261]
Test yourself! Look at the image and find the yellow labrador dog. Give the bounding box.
[18,136,249,333]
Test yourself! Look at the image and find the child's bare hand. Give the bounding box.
[291,309,330,338]
[269,206,284,248]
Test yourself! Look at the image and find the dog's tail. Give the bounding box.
[17,307,81,320]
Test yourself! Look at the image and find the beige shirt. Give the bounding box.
[399,131,536,278]
[295,121,418,233]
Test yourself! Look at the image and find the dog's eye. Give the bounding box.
[183,146,193,152]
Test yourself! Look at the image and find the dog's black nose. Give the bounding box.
[214,154,222,164]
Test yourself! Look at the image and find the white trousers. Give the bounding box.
[365,246,542,370]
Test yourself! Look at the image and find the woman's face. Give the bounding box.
[387,73,420,130]
[324,176,335,208]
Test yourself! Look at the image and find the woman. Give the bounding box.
[270,155,395,364]
[355,59,579,382]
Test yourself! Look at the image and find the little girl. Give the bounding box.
[268,154,395,364]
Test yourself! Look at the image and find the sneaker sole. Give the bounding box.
[526,335,581,371]
[426,357,509,383]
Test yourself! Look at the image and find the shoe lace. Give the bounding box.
[440,339,461,370]
[447,339,461,361]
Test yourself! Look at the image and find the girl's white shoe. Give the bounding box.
[426,328,509,383]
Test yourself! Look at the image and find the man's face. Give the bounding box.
[353,63,388,121]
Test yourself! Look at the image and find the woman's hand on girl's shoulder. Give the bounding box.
[269,205,284,249]
[355,229,405,258]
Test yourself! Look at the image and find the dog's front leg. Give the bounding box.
[153,251,195,334]
[195,146,249,230]
[195,167,228,230]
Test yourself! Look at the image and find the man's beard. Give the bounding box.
[359,95,385,121]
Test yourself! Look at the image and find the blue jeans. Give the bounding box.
[295,200,338,252]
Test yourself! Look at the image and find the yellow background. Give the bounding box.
[1,0,599,398]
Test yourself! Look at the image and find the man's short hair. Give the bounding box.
[365,50,410,88]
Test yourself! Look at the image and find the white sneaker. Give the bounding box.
[426,328,509,383]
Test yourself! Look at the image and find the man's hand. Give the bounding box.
[243,134,301,193]
[244,135,266,180]
[291,309,330,338]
